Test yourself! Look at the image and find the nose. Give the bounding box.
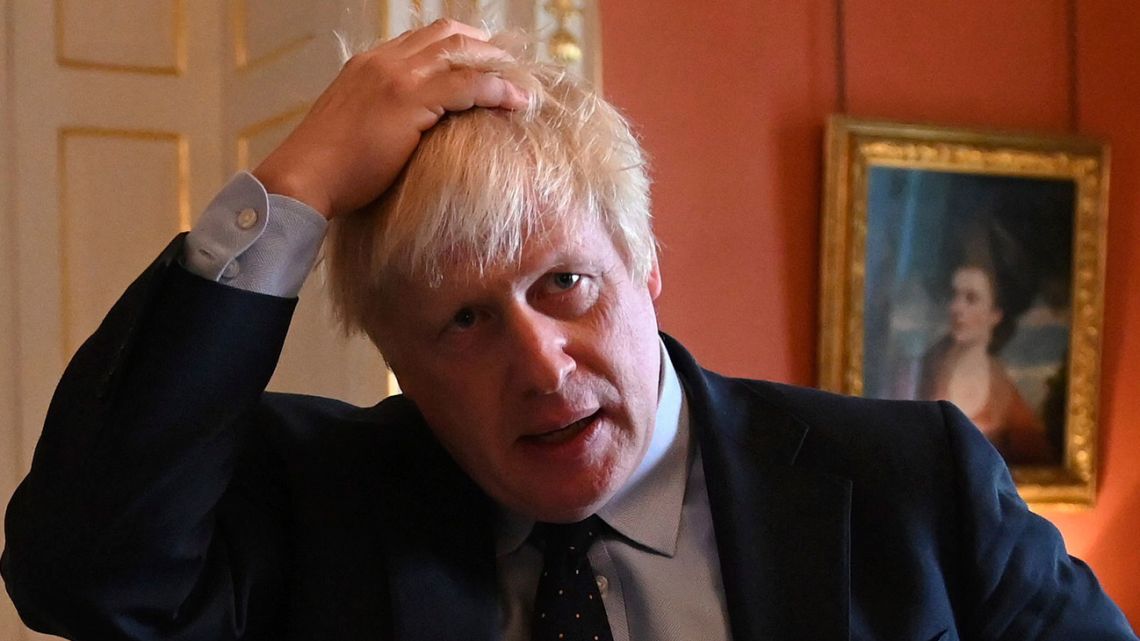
[507,307,576,395]
[948,294,965,317]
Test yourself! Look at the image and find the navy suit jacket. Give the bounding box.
[3,236,1136,641]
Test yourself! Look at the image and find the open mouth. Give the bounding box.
[528,411,601,446]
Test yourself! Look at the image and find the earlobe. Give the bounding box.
[646,257,663,301]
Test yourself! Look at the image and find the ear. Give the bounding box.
[646,255,663,301]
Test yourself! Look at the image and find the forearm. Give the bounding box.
[2,236,295,638]
[5,168,323,575]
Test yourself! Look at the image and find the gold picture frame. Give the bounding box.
[819,116,1110,508]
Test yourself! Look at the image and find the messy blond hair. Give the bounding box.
[325,32,653,345]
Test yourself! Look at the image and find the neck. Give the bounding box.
[944,339,990,365]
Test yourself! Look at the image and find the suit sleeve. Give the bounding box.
[943,401,1138,640]
[2,234,297,641]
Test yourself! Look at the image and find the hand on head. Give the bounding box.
[252,19,531,220]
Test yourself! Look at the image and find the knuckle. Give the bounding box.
[343,53,367,70]
[444,33,475,53]
[345,50,389,74]
[372,57,399,76]
[385,70,419,96]
[456,67,484,84]
[432,17,458,31]
[354,53,396,77]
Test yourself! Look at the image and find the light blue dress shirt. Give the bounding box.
[184,171,327,298]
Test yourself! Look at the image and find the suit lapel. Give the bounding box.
[366,402,500,641]
[665,335,852,641]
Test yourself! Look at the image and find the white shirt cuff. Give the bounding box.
[183,171,328,298]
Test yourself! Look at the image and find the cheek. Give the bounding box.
[604,299,661,410]
[963,304,985,324]
[591,303,655,373]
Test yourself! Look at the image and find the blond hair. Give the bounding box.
[325,33,654,344]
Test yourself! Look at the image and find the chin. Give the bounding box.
[506,465,629,523]
[526,495,610,524]
[495,422,645,521]
[530,504,600,524]
[950,330,974,346]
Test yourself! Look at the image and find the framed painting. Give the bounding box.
[819,116,1110,507]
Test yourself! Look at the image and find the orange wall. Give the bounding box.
[602,0,1140,623]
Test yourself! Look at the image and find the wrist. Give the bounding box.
[252,160,333,220]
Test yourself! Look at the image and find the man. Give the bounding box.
[3,19,1137,641]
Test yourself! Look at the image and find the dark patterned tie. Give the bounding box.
[530,515,614,641]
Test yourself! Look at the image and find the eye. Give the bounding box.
[532,271,600,317]
[550,273,581,291]
[451,307,478,330]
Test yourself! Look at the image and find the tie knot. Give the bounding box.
[535,515,605,560]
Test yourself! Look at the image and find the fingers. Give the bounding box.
[391,18,489,57]
[406,33,516,75]
[358,19,526,110]
[421,67,530,115]
[393,23,530,116]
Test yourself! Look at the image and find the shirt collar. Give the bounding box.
[496,338,690,558]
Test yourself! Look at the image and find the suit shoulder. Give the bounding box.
[718,375,948,437]
[712,374,959,471]
[251,391,423,451]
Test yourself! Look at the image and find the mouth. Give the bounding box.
[524,411,602,446]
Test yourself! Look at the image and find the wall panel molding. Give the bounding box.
[231,0,315,71]
[235,104,308,170]
[55,0,186,75]
[57,127,188,357]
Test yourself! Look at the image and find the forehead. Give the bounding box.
[399,214,620,294]
[952,267,993,293]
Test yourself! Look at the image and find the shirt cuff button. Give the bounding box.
[236,207,259,230]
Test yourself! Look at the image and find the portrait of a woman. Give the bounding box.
[918,263,1056,466]
[861,168,1077,471]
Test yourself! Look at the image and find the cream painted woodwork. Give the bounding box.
[0,1,599,638]
[56,0,186,74]
[1,0,24,637]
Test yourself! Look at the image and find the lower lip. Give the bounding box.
[519,412,604,459]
